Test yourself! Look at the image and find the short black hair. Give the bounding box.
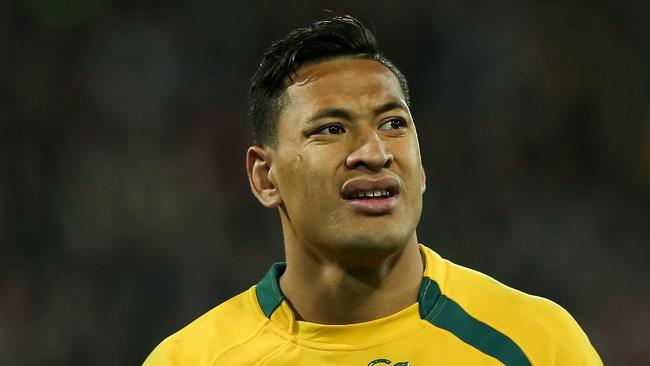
[248,15,410,147]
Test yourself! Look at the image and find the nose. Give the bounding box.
[345,130,393,171]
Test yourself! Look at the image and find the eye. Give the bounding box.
[379,118,407,131]
[315,124,346,135]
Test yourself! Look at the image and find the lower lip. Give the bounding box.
[344,195,398,214]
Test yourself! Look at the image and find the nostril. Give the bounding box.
[345,150,393,171]
[345,134,392,171]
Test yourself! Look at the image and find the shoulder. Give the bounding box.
[143,286,266,366]
[435,250,602,365]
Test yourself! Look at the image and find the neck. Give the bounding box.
[279,236,424,325]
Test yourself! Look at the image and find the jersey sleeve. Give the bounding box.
[549,303,602,366]
[142,336,195,366]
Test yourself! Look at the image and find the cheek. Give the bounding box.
[407,139,424,174]
[393,139,422,170]
[394,141,425,198]
[281,152,336,207]
[299,156,335,195]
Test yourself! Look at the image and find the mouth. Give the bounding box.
[341,177,400,214]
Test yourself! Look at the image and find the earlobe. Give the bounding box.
[246,146,282,208]
[420,165,427,193]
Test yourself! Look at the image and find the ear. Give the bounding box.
[246,145,282,208]
[420,164,427,193]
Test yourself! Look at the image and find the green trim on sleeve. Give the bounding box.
[255,262,287,318]
[418,277,531,366]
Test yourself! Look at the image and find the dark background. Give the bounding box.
[2,0,649,364]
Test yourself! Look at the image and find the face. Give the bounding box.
[251,57,426,262]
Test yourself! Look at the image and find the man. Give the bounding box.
[144,15,602,365]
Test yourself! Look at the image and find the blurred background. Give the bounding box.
[2,0,649,364]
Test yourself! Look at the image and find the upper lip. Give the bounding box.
[340,177,400,199]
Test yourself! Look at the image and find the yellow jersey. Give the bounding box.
[144,244,602,365]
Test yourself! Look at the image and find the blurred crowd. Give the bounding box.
[1,1,649,364]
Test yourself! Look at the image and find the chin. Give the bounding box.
[320,229,415,265]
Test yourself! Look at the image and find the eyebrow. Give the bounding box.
[305,100,409,124]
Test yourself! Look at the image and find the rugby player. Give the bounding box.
[144,15,602,365]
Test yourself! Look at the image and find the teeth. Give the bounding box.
[353,190,390,198]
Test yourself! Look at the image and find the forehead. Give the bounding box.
[283,57,406,115]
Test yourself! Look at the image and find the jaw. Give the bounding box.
[276,179,422,267]
[280,211,418,268]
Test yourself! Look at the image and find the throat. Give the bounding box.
[279,243,424,324]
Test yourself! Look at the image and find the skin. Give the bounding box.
[246,57,427,324]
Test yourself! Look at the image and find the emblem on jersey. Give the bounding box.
[368,359,410,366]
